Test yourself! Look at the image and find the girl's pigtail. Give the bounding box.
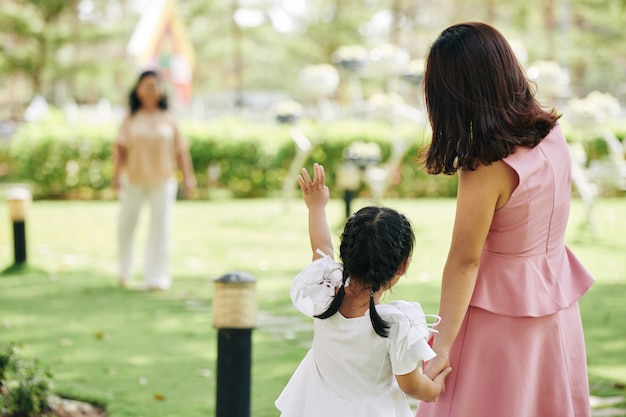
[315,269,348,319]
[368,283,390,337]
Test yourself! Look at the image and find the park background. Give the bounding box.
[1,0,625,416]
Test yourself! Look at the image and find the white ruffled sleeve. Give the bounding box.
[381,300,439,376]
[290,249,345,317]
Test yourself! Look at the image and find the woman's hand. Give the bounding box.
[183,178,197,199]
[112,143,127,196]
[112,175,121,192]
[424,349,451,381]
[428,365,452,401]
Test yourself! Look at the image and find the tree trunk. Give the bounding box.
[485,0,496,23]
[390,0,402,44]
[543,0,556,60]
[31,32,48,94]
[231,0,243,107]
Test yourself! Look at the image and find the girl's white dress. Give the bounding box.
[275,251,437,417]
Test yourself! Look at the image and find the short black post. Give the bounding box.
[344,189,355,219]
[13,221,26,264]
[213,271,257,417]
[7,188,31,266]
[337,163,360,219]
[216,328,252,416]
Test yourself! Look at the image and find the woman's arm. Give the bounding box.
[176,149,196,198]
[425,161,517,378]
[297,163,333,261]
[112,143,126,192]
[112,116,129,192]
[171,118,196,198]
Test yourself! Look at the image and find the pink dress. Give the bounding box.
[416,124,595,417]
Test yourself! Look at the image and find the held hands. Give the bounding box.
[422,349,451,402]
[297,163,329,210]
[428,365,452,402]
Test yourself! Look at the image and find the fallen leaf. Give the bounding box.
[196,369,212,378]
[154,393,165,401]
[95,332,109,341]
[58,338,73,347]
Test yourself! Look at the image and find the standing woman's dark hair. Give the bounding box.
[422,22,560,175]
[129,70,168,114]
[315,206,415,337]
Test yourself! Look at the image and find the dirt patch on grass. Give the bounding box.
[44,396,106,417]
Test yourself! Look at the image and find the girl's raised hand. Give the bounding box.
[297,163,329,209]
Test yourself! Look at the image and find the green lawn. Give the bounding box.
[0,197,624,417]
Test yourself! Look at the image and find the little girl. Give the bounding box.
[275,163,451,417]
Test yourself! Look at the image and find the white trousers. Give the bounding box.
[118,178,177,289]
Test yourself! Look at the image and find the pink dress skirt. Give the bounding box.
[416,302,590,417]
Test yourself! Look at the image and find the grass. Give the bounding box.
[0,196,624,417]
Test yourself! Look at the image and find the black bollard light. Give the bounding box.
[343,189,356,219]
[337,163,361,218]
[213,271,257,417]
[7,188,31,266]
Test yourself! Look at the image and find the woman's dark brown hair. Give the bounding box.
[423,22,560,175]
[129,70,168,114]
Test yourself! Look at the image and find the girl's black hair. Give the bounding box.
[129,70,168,114]
[315,206,415,337]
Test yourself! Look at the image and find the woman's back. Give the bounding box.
[485,124,572,254]
[471,125,595,317]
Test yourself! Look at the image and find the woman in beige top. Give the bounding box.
[113,70,195,290]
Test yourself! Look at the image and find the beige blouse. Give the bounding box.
[115,110,188,186]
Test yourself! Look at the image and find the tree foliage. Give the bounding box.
[0,0,79,94]
[0,0,625,114]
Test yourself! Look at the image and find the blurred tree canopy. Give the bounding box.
[1,0,625,118]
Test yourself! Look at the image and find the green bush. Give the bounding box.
[0,343,53,417]
[13,113,624,200]
[183,119,294,198]
[5,111,115,200]
[2,114,460,200]
[560,118,626,164]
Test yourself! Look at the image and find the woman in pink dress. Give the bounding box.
[416,22,595,417]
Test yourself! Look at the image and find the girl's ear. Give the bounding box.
[396,257,410,276]
[345,278,364,296]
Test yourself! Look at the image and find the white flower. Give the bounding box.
[298,64,340,98]
[274,100,303,117]
[332,45,368,69]
[567,91,621,127]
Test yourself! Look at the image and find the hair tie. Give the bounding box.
[370,289,375,298]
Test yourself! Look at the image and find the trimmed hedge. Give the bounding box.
[1,113,624,200]
[3,116,114,200]
[0,115,458,200]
